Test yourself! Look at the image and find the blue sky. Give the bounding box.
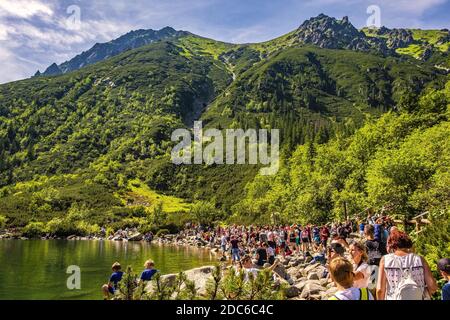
[0,0,449,84]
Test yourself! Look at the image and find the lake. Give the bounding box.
[0,239,216,300]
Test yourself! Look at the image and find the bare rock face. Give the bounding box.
[295,14,391,55]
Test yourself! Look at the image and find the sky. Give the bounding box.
[0,0,449,84]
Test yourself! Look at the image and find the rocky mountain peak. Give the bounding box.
[295,14,390,54]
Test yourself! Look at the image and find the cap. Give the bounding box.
[437,258,450,273]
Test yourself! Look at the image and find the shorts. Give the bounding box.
[302,237,309,243]
[108,286,116,294]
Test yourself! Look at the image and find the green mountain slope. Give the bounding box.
[0,15,448,231]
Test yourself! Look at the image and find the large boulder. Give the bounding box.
[302,263,320,276]
[273,264,288,280]
[145,266,215,297]
[284,285,300,298]
[300,281,326,299]
[128,233,143,241]
[307,272,319,280]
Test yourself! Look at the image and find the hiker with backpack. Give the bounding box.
[364,224,383,266]
[376,230,437,300]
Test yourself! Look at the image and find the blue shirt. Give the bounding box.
[141,269,157,281]
[442,282,450,300]
[109,271,123,288]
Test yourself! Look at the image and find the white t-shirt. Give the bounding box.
[221,236,227,246]
[333,287,374,300]
[244,267,260,281]
[353,262,371,288]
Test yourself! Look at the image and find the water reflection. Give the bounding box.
[0,239,215,300]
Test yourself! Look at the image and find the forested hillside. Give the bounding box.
[0,15,448,242]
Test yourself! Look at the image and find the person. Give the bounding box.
[240,255,280,281]
[102,262,123,299]
[376,230,438,300]
[364,224,383,266]
[140,260,158,282]
[359,221,365,236]
[312,226,321,251]
[331,232,349,249]
[220,234,227,254]
[230,235,241,263]
[437,258,450,300]
[255,242,268,267]
[328,257,374,300]
[349,242,370,288]
[267,242,275,264]
[320,226,330,250]
[328,242,345,262]
[301,226,310,253]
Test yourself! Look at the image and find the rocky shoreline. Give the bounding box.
[0,231,338,300]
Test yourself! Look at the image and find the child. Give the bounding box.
[102,262,123,299]
[140,259,158,282]
[328,257,373,300]
[437,258,450,300]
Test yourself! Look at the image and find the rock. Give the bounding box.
[273,264,288,280]
[67,235,77,240]
[320,278,329,286]
[146,266,215,297]
[295,14,393,55]
[284,285,300,298]
[288,259,301,268]
[294,281,307,293]
[300,281,326,299]
[303,263,320,276]
[307,272,319,280]
[128,233,143,241]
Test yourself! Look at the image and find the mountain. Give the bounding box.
[0,14,448,230]
[38,27,189,76]
[362,26,450,67]
[292,14,392,55]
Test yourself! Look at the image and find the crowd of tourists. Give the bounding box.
[102,215,450,300]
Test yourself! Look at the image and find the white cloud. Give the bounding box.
[0,0,54,19]
[0,45,36,83]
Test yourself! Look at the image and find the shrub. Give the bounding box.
[155,229,170,237]
[0,215,7,230]
[22,222,47,238]
[46,218,81,236]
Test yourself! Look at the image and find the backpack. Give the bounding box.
[367,241,382,266]
[392,257,424,300]
[329,288,371,300]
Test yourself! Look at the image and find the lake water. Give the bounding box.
[0,239,216,300]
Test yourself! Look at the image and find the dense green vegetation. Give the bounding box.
[0,18,448,257]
